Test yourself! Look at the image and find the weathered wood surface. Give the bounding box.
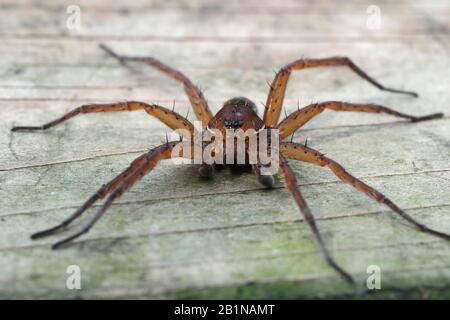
[0,0,449,299]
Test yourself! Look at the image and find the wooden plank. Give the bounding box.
[0,1,449,39]
[1,0,449,299]
[1,170,450,298]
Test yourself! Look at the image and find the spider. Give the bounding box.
[11,44,449,284]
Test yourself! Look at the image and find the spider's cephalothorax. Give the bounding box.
[208,97,263,132]
[12,44,449,285]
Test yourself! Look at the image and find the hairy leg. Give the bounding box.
[277,101,443,139]
[264,57,418,127]
[100,44,213,127]
[11,101,195,139]
[31,141,200,249]
[280,142,450,241]
[279,155,354,283]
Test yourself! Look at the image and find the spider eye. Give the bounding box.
[224,119,243,128]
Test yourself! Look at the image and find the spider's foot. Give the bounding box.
[404,91,419,98]
[52,241,67,250]
[383,87,419,98]
[198,164,215,179]
[31,231,48,240]
[411,112,444,122]
[336,268,355,285]
[353,286,370,297]
[30,224,65,240]
[327,258,355,284]
[421,225,450,242]
[99,43,112,53]
[257,174,276,189]
[11,126,45,132]
[99,43,125,63]
[51,232,84,250]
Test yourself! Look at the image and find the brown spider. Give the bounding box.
[11,44,449,284]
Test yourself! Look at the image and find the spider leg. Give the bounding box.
[252,163,277,188]
[99,44,213,127]
[31,152,150,239]
[47,141,198,249]
[280,142,450,241]
[277,101,443,139]
[279,155,354,283]
[263,57,418,127]
[11,101,194,138]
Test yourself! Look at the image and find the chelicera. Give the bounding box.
[12,44,449,284]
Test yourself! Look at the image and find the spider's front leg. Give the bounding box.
[277,101,443,139]
[280,142,450,242]
[32,141,201,249]
[263,57,419,127]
